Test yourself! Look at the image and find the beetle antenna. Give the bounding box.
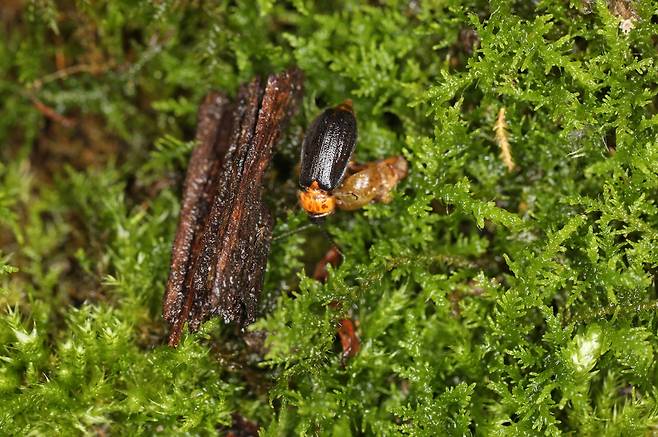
[271,222,315,242]
[272,217,343,256]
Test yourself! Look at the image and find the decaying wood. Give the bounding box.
[163,92,232,325]
[164,68,303,346]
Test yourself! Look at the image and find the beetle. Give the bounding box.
[298,100,357,221]
[298,100,409,222]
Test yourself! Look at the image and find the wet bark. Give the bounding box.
[163,68,303,346]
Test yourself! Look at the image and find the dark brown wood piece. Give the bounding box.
[163,68,303,346]
[163,92,231,326]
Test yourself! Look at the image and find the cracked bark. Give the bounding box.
[163,68,303,346]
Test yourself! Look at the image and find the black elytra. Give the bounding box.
[299,101,357,192]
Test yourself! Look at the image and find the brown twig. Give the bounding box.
[28,62,114,91]
[30,96,75,128]
[23,61,112,128]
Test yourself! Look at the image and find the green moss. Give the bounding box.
[2,0,658,434]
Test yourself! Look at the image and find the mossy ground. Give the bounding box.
[2,1,658,435]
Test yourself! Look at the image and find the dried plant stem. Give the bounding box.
[494,107,516,172]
